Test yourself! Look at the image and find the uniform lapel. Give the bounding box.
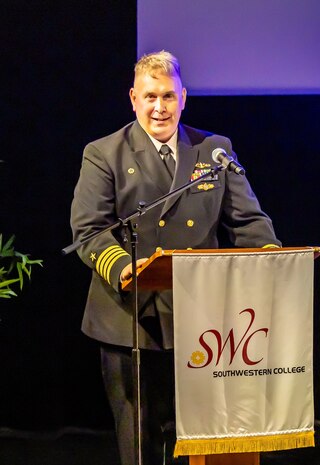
[130,121,173,194]
[161,124,199,217]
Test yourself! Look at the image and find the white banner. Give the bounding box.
[173,249,315,456]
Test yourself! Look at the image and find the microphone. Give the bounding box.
[212,148,245,175]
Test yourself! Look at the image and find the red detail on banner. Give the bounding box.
[188,308,268,368]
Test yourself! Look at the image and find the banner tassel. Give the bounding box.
[174,431,315,457]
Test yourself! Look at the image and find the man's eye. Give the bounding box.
[164,93,174,99]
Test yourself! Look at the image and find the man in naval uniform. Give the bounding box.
[71,50,281,465]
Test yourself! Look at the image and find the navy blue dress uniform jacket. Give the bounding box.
[71,120,281,350]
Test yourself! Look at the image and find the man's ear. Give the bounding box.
[129,88,136,112]
[182,87,187,110]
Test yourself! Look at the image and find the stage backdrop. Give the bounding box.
[138,0,320,95]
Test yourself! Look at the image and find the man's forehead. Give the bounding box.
[134,71,182,93]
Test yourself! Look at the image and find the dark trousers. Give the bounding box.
[101,344,188,465]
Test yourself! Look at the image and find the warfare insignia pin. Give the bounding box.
[195,162,211,168]
[197,183,214,191]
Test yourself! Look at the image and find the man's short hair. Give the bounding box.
[134,50,181,80]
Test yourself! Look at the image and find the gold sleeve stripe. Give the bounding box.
[97,246,120,276]
[106,252,129,284]
[97,248,129,283]
[96,245,130,284]
[262,244,280,249]
[96,245,119,273]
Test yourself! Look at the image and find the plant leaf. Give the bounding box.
[0,288,18,298]
[0,278,20,288]
[1,235,16,254]
[0,235,43,298]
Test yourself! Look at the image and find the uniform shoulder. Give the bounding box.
[182,123,213,142]
[181,124,232,152]
[84,121,135,152]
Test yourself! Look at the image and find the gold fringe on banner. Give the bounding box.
[174,431,314,457]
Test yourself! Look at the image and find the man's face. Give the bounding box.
[129,71,187,142]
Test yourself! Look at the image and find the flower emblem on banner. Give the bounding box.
[190,351,206,366]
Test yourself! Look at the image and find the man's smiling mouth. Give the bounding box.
[152,116,170,121]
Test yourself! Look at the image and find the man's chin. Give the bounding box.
[149,124,175,140]
[150,129,172,142]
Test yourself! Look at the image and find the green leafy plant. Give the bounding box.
[0,234,43,298]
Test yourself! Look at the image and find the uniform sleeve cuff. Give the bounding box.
[96,245,130,285]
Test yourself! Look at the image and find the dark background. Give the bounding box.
[1,0,319,434]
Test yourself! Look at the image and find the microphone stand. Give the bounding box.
[62,165,224,465]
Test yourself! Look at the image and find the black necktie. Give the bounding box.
[159,144,175,178]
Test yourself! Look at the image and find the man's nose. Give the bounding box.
[154,97,165,113]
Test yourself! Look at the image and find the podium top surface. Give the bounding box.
[121,246,319,291]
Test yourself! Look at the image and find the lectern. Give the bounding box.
[122,247,318,465]
[122,246,318,292]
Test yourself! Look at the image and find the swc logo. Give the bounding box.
[187,308,268,369]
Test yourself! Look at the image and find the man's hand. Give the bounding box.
[120,258,148,282]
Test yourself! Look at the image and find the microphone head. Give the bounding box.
[212,147,245,175]
[212,148,227,164]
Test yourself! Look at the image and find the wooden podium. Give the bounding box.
[121,247,315,292]
[122,247,319,465]
[188,453,260,465]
